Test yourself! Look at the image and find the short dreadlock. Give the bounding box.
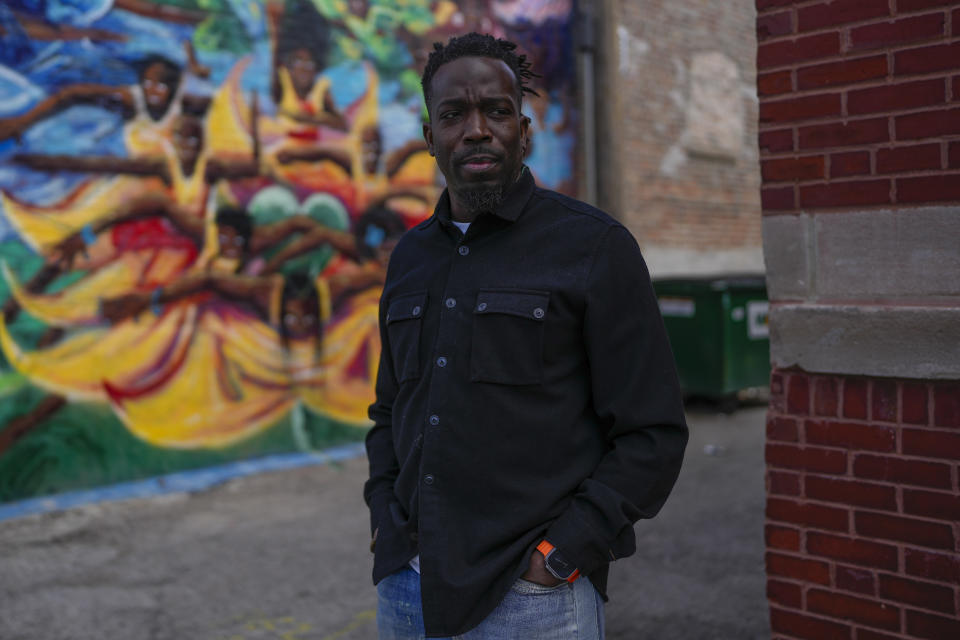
[421,32,540,117]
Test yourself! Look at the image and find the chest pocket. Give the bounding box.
[471,289,550,385]
[386,291,427,383]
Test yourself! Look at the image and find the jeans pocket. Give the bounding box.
[470,289,549,385]
[386,291,427,383]
[511,577,570,595]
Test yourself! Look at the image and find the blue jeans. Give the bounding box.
[376,567,605,639]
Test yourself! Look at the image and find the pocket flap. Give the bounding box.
[386,292,427,324]
[474,289,549,321]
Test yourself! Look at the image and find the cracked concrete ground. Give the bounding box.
[0,406,769,640]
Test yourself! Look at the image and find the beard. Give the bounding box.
[460,184,505,216]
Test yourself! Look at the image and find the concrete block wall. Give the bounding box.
[757,1,960,639]
[596,0,764,276]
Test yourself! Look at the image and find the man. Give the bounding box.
[365,32,688,639]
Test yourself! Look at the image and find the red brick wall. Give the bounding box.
[767,371,960,639]
[757,0,960,213]
[758,2,960,638]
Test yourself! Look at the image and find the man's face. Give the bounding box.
[423,57,528,219]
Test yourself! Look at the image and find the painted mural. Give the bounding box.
[0,0,577,502]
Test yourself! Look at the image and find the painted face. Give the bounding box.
[172,116,203,174]
[348,0,368,17]
[142,62,174,117]
[361,125,381,175]
[217,225,246,260]
[285,48,317,98]
[423,57,528,218]
[282,296,318,340]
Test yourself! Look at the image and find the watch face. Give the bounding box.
[546,550,577,580]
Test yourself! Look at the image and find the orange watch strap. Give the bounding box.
[536,539,580,582]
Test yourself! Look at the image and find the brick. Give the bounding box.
[769,470,803,496]
[898,174,960,203]
[870,380,897,422]
[906,610,960,639]
[896,107,960,139]
[768,496,850,531]
[767,552,832,584]
[949,141,960,168]
[905,548,960,584]
[853,454,953,489]
[901,383,929,425]
[760,128,795,153]
[806,532,899,570]
[896,41,960,75]
[797,0,889,32]
[806,420,897,452]
[857,630,901,640]
[843,378,869,419]
[847,79,946,116]
[954,74,960,100]
[768,416,800,442]
[767,523,802,551]
[767,579,802,609]
[762,156,827,182]
[855,511,955,550]
[762,186,796,210]
[878,574,956,614]
[758,33,842,70]
[758,70,793,96]
[761,94,842,124]
[788,374,810,414]
[902,428,960,460]
[799,180,891,208]
[814,377,839,416]
[850,13,946,51]
[835,565,875,595]
[770,607,852,640]
[903,488,960,521]
[876,143,942,174]
[805,476,897,510]
[757,0,796,10]
[932,382,960,427]
[898,0,956,11]
[830,152,871,178]
[797,56,888,91]
[807,588,900,631]
[767,444,849,475]
[799,118,889,150]
[758,11,794,40]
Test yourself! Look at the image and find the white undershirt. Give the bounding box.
[409,223,470,577]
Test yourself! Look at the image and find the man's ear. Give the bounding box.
[423,122,434,157]
[520,114,531,150]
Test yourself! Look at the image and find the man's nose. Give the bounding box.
[463,110,491,142]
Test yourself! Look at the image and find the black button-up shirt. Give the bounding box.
[364,168,688,637]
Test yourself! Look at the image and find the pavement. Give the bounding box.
[0,405,770,640]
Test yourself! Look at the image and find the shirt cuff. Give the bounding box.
[543,504,619,578]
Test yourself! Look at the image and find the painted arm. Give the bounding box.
[261,227,360,275]
[0,85,134,141]
[275,146,352,173]
[384,140,429,178]
[100,272,209,323]
[12,153,164,178]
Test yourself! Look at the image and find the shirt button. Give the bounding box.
[445,297,457,309]
[423,474,435,485]
[477,302,487,312]
[533,307,545,319]
[429,414,440,426]
[412,306,422,317]
[436,356,447,367]
[458,245,470,256]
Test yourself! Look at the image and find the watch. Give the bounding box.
[536,539,580,582]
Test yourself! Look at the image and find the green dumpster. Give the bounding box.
[652,275,770,400]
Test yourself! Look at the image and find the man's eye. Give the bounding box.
[440,111,459,120]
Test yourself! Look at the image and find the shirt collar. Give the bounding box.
[425,166,536,230]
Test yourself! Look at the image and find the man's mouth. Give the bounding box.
[460,155,499,173]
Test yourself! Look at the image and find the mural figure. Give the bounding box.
[0,0,578,502]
